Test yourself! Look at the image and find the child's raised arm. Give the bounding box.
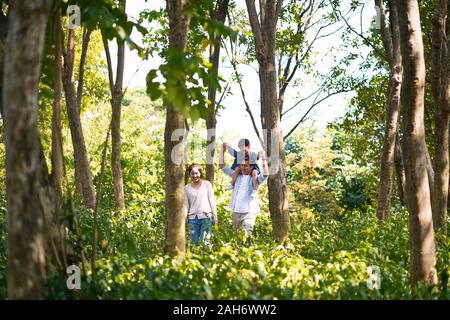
[224,142,236,157]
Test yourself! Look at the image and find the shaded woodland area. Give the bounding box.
[0,0,449,299]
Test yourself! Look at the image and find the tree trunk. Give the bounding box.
[104,0,126,211]
[3,0,52,299]
[164,0,191,255]
[394,129,407,206]
[260,62,290,242]
[51,8,64,205]
[376,0,402,222]
[432,0,450,232]
[398,0,437,285]
[0,11,6,116]
[205,107,217,184]
[246,0,290,242]
[425,149,435,202]
[205,0,229,185]
[62,28,96,209]
[111,92,125,210]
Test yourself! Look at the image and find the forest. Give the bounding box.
[0,0,449,300]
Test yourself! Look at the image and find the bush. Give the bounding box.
[63,207,450,300]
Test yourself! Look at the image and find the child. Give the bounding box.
[223,138,261,190]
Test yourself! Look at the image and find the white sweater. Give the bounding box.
[184,180,217,220]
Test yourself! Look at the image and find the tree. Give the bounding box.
[0,4,6,116]
[398,0,437,285]
[431,0,449,232]
[205,0,229,186]
[102,0,126,211]
[246,0,290,241]
[62,24,96,209]
[164,0,192,255]
[51,4,64,211]
[2,0,52,299]
[375,0,403,222]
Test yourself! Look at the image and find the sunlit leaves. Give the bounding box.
[62,0,148,58]
[143,1,235,121]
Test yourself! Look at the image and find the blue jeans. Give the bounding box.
[189,216,212,246]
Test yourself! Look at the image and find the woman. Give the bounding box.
[184,163,218,247]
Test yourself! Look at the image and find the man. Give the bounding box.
[219,144,269,237]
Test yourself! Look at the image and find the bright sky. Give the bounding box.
[110,0,377,150]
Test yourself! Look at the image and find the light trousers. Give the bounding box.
[232,212,256,236]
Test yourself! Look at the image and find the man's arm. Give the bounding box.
[221,166,235,178]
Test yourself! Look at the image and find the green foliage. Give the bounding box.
[330,0,438,173]
[142,1,236,121]
[1,88,450,300]
[60,209,450,300]
[1,1,449,301]
[65,0,147,56]
[285,122,374,220]
[338,176,370,212]
[286,125,339,219]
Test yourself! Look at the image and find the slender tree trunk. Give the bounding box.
[0,11,6,117]
[206,0,229,185]
[425,149,435,205]
[62,28,95,209]
[398,0,437,285]
[205,108,217,184]
[91,123,111,276]
[246,0,290,242]
[48,8,67,272]
[432,0,450,232]
[3,0,52,299]
[164,0,191,255]
[376,0,402,222]
[394,129,407,205]
[51,8,64,205]
[103,0,126,211]
[111,92,125,210]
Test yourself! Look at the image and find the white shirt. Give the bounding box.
[232,175,251,213]
[184,180,217,220]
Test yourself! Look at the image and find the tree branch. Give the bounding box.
[375,0,393,66]
[224,32,264,145]
[330,0,388,62]
[102,32,115,96]
[246,0,265,59]
[281,80,327,117]
[76,28,91,110]
[284,88,353,139]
